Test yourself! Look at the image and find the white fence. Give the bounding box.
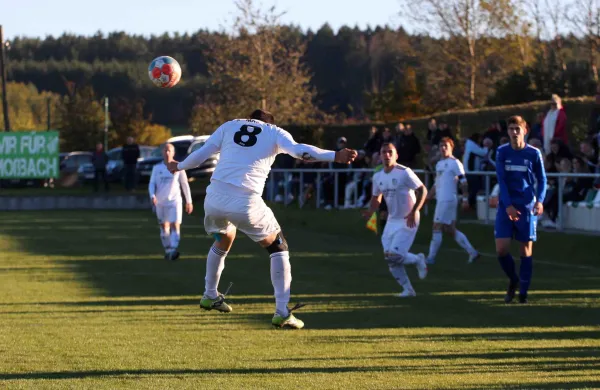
[267,168,600,233]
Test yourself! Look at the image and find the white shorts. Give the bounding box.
[381,217,419,256]
[434,200,458,225]
[203,190,281,242]
[156,203,182,224]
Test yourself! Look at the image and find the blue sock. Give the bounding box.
[498,254,518,283]
[520,256,533,297]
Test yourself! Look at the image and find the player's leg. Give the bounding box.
[200,228,237,313]
[518,241,533,303]
[448,221,479,263]
[427,223,443,265]
[382,224,414,295]
[426,201,445,264]
[386,221,427,296]
[155,206,172,258]
[256,230,303,329]
[495,206,519,303]
[200,193,237,313]
[235,196,303,329]
[514,207,537,304]
[168,203,183,260]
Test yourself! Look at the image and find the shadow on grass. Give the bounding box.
[2,210,600,331]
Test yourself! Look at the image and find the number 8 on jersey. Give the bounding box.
[234,125,262,147]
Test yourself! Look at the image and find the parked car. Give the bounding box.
[136,135,219,182]
[60,152,93,174]
[78,146,156,183]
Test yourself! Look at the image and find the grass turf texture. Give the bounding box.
[0,205,599,389]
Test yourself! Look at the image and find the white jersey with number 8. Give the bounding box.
[178,119,336,196]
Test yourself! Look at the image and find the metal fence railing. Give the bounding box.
[267,168,600,232]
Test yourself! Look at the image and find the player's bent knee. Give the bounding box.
[265,232,288,254]
[385,252,405,266]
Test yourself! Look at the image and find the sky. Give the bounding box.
[2,0,404,40]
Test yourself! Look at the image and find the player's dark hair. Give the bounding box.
[250,109,275,124]
[439,137,454,149]
[380,142,397,151]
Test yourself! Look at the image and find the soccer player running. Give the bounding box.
[495,116,547,304]
[149,143,193,261]
[167,109,357,329]
[425,137,479,264]
[362,143,428,297]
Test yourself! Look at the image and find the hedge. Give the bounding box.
[285,96,596,150]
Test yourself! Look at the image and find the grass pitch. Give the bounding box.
[0,205,599,389]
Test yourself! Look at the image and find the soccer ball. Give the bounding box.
[148,56,182,88]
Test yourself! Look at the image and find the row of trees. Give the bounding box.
[0,82,171,150]
[5,0,600,132]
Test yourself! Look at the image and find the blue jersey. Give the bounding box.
[495,144,547,208]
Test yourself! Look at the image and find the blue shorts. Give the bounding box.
[494,203,537,242]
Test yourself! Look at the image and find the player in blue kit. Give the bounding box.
[494,115,547,304]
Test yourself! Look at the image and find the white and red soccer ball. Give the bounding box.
[148,56,182,88]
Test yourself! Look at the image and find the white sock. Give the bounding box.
[428,231,443,260]
[170,230,180,250]
[388,265,414,292]
[159,227,171,251]
[204,246,227,299]
[270,251,292,317]
[455,230,476,255]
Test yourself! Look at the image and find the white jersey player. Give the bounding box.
[149,143,193,261]
[425,137,479,264]
[362,143,429,297]
[167,109,357,329]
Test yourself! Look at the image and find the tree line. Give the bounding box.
[4,0,600,135]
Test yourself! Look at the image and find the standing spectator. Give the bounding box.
[579,140,598,172]
[528,112,544,142]
[588,87,600,141]
[122,136,140,191]
[462,133,489,209]
[331,137,351,207]
[542,94,568,153]
[363,126,382,159]
[431,121,454,146]
[92,143,109,193]
[545,139,573,175]
[381,127,396,144]
[426,118,438,144]
[395,123,421,168]
[483,122,502,147]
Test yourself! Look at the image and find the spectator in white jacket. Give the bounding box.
[462,133,489,209]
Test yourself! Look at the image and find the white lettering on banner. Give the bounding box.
[0,136,17,155]
[0,158,58,178]
[505,165,528,172]
[19,135,48,154]
[20,136,32,154]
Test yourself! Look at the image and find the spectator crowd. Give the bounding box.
[269,93,600,229]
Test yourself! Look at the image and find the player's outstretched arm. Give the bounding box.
[179,170,193,214]
[276,128,357,163]
[173,142,220,173]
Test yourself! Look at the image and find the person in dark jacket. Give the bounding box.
[395,123,421,168]
[122,137,141,191]
[92,143,109,192]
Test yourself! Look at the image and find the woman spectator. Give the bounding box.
[542,94,568,153]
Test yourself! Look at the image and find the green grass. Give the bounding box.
[0,206,599,389]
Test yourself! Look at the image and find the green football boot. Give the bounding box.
[271,303,306,329]
[200,295,232,313]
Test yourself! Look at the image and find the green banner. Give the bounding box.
[0,131,60,179]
